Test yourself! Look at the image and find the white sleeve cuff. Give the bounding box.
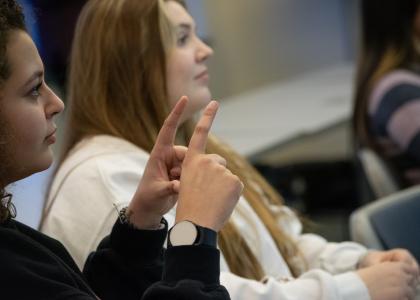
[334,272,371,300]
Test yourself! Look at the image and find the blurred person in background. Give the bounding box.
[353,0,420,187]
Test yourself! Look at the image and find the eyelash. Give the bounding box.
[29,82,42,98]
[177,32,189,46]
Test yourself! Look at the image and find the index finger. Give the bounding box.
[188,100,219,154]
[154,96,188,148]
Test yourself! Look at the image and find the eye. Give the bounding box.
[177,30,190,46]
[29,81,42,98]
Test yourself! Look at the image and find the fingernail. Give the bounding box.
[209,100,219,109]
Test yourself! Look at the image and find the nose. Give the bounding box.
[45,85,65,119]
[196,37,214,63]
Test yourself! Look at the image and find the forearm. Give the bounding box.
[297,233,368,273]
[83,220,167,300]
[143,246,230,300]
[218,269,369,300]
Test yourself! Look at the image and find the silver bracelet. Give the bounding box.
[113,204,166,230]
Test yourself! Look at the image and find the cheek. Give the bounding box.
[6,106,45,148]
[168,64,190,91]
[167,53,195,100]
[0,118,13,167]
[7,114,52,178]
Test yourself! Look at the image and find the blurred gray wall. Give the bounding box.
[186,0,360,99]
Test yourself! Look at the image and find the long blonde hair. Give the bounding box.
[43,0,304,279]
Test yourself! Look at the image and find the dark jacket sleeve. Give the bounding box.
[83,219,230,300]
[143,246,230,300]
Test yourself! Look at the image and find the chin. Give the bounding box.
[179,90,209,115]
[200,88,212,102]
[2,149,54,185]
[193,90,212,107]
[39,152,54,171]
[29,152,54,176]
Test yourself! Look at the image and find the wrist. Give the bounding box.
[121,206,163,230]
[163,244,220,284]
[175,213,218,232]
[356,250,376,269]
[168,220,217,248]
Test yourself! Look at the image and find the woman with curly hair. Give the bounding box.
[0,0,242,298]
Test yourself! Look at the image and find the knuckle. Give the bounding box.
[229,174,241,185]
[201,155,213,165]
[232,174,240,182]
[224,168,233,176]
[162,118,175,130]
[215,154,225,161]
[193,155,213,168]
[194,125,209,136]
[214,163,225,172]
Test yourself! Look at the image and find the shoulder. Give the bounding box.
[68,134,149,164]
[369,69,420,115]
[46,135,150,213]
[0,220,75,267]
[0,221,92,299]
[51,135,150,193]
[368,70,420,136]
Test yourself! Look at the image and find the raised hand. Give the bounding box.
[175,101,243,232]
[127,96,189,229]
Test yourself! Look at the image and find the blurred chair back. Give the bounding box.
[350,185,420,262]
[357,148,400,200]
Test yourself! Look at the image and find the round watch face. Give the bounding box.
[169,220,198,246]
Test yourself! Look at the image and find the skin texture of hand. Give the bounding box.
[357,249,420,300]
[127,96,190,229]
[358,249,419,273]
[357,261,418,300]
[127,96,241,231]
[175,101,243,232]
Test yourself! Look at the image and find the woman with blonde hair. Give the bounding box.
[41,0,419,299]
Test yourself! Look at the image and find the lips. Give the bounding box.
[195,70,208,80]
[45,127,57,145]
[45,128,57,140]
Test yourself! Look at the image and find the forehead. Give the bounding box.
[164,1,194,26]
[6,30,43,83]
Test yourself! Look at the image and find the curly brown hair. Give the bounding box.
[0,0,26,222]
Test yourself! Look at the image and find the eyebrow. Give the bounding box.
[177,23,193,31]
[23,70,43,89]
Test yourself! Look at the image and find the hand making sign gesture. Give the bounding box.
[128,96,243,232]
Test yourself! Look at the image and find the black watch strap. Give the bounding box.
[195,224,217,247]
